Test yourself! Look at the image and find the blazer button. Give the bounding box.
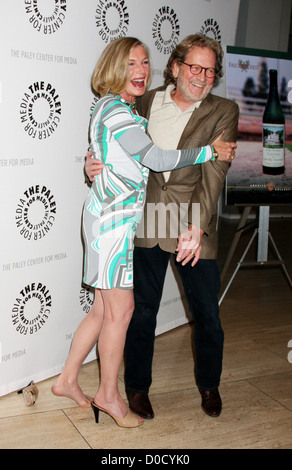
[162,185,167,191]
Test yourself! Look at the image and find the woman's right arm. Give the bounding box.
[85,100,236,179]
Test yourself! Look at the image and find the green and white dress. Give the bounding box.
[82,94,214,289]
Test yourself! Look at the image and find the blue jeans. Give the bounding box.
[124,244,224,393]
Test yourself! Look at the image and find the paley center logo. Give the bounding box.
[152,6,180,54]
[79,287,94,314]
[20,81,62,139]
[200,18,221,43]
[24,0,67,34]
[12,282,52,335]
[95,0,129,43]
[15,184,57,240]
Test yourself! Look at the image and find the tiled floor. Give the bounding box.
[0,215,291,450]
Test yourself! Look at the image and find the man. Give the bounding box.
[86,34,239,419]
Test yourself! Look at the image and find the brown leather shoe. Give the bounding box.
[199,389,222,417]
[126,390,154,419]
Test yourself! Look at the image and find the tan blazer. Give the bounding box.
[134,87,239,259]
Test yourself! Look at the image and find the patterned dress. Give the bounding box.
[82,94,213,289]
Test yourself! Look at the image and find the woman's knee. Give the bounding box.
[104,290,134,325]
[118,294,134,320]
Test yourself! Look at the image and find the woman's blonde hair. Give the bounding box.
[91,37,151,97]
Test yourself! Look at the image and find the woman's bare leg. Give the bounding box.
[94,288,134,419]
[52,289,104,407]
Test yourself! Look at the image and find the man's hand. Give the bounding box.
[176,225,203,267]
[85,151,104,182]
[211,131,237,162]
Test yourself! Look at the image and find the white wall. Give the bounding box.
[236,0,291,51]
[0,0,241,396]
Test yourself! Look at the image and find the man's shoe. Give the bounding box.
[199,388,222,417]
[126,390,154,419]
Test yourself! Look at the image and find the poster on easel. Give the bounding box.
[225,46,292,205]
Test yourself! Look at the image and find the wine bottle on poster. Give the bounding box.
[262,69,285,175]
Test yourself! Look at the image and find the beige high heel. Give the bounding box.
[18,381,39,406]
[91,401,144,428]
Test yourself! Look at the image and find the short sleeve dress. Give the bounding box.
[82,94,213,290]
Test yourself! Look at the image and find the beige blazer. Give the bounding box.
[134,87,239,259]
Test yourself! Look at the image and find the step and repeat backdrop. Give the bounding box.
[0,0,239,396]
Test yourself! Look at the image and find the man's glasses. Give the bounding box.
[180,62,216,78]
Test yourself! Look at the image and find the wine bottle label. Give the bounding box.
[263,123,285,168]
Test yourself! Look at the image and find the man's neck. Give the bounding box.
[170,87,199,112]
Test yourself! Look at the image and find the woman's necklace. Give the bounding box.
[116,95,136,112]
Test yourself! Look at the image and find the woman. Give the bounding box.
[52,37,235,428]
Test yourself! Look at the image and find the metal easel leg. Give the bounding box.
[219,227,257,306]
[219,205,292,306]
[257,206,269,263]
[220,206,252,282]
[268,232,292,289]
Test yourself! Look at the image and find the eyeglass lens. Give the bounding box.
[183,63,215,77]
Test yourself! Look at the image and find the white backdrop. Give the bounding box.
[0,0,240,396]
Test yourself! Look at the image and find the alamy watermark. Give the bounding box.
[97,202,201,244]
[136,202,200,239]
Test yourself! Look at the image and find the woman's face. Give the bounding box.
[120,45,150,104]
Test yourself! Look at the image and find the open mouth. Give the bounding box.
[131,79,145,88]
[191,81,205,89]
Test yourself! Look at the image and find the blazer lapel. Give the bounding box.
[177,94,214,148]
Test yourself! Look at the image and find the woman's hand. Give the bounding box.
[85,151,104,182]
[211,132,237,162]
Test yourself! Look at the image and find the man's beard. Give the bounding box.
[177,76,213,103]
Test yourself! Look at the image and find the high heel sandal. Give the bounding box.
[91,401,144,428]
[17,381,39,406]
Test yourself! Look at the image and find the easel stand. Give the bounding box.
[219,205,292,306]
